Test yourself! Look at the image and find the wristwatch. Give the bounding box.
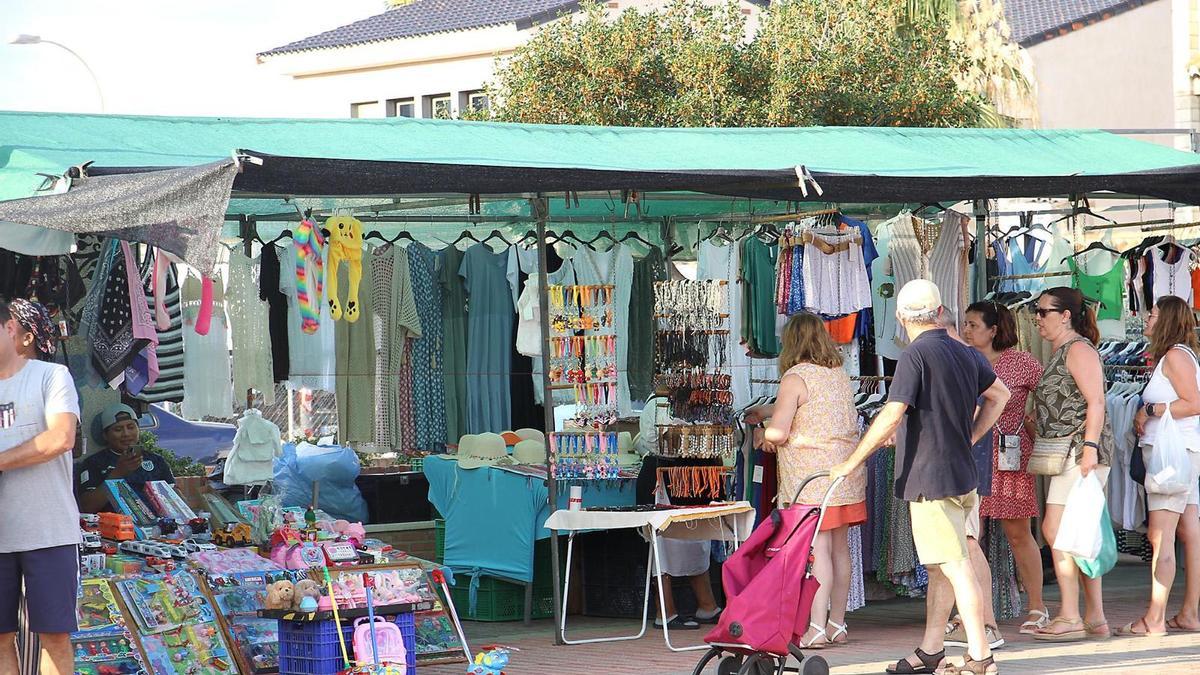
[1145,402,1160,418]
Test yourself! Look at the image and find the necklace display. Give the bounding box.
[651,279,736,499]
[547,284,618,427]
[548,431,620,480]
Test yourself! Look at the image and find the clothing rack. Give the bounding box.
[991,271,1071,281]
[750,375,892,385]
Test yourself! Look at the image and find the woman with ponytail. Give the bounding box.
[1030,287,1111,642]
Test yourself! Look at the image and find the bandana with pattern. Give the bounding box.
[9,298,57,357]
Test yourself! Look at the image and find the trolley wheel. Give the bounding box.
[692,647,724,675]
[801,655,829,675]
[716,655,744,675]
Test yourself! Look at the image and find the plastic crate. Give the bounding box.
[449,575,555,622]
[341,612,417,673]
[278,619,344,674]
[434,519,445,563]
[583,582,648,618]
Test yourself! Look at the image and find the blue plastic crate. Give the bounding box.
[278,619,345,674]
[342,612,417,673]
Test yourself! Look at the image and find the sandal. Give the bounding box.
[1019,608,1050,635]
[942,655,998,675]
[826,620,848,646]
[800,622,828,649]
[1114,618,1166,637]
[1084,620,1111,640]
[885,648,944,675]
[1033,617,1086,642]
[695,607,723,625]
[1167,616,1200,632]
[654,614,700,630]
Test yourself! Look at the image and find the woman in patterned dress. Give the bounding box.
[962,301,1048,634]
[747,312,867,648]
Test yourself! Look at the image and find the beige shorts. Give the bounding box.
[1141,447,1200,514]
[909,490,977,565]
[965,494,982,540]
[1046,461,1110,506]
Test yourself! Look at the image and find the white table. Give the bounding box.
[544,502,755,652]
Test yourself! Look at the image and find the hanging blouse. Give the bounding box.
[1151,244,1194,305]
[259,243,291,382]
[885,211,966,334]
[180,271,233,420]
[1067,254,1125,321]
[801,231,872,316]
[279,241,336,393]
[227,250,275,406]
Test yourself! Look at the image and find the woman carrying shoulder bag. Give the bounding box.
[1029,288,1112,642]
[1123,295,1200,635]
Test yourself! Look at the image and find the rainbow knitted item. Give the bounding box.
[294,219,325,334]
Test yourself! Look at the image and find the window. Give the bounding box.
[468,92,489,113]
[386,97,415,118]
[350,100,381,119]
[423,93,452,119]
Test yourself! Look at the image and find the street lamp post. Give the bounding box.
[9,34,106,112]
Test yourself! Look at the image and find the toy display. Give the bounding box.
[212,523,253,548]
[264,580,294,610]
[137,622,237,675]
[203,570,302,674]
[327,566,433,610]
[72,579,147,675]
[189,548,283,576]
[203,493,248,531]
[104,479,159,533]
[414,610,460,661]
[142,481,197,522]
[115,570,215,635]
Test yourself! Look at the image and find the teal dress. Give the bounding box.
[440,247,469,444]
[742,237,780,357]
[460,244,514,433]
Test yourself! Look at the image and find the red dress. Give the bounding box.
[979,349,1043,520]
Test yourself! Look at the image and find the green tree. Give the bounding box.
[479,0,983,127]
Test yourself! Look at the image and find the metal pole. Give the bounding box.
[532,195,566,644]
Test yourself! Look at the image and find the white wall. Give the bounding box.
[1027,1,1175,129]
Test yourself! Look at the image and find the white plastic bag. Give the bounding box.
[1146,406,1193,495]
[1053,473,1106,560]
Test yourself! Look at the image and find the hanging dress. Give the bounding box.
[259,242,291,383]
[440,246,470,444]
[460,244,514,434]
[886,211,966,334]
[227,250,275,407]
[569,243,635,416]
[409,242,447,451]
[629,246,667,404]
[699,240,778,407]
[181,271,234,420]
[741,237,780,358]
[133,251,185,404]
[335,249,378,445]
[279,241,336,393]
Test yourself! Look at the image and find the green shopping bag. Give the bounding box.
[1074,502,1117,578]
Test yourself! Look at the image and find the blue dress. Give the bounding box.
[459,244,514,433]
[409,243,447,450]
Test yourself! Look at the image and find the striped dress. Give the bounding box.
[133,252,185,404]
[886,211,966,337]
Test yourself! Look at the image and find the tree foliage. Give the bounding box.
[479,0,985,127]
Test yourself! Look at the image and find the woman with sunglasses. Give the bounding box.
[1029,287,1111,642]
[961,301,1048,635]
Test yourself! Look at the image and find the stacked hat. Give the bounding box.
[512,439,547,465]
[453,433,514,469]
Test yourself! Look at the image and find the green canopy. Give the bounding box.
[4,110,1200,203]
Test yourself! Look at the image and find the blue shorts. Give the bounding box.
[0,545,79,634]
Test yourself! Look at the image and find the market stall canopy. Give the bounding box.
[4,110,1200,204]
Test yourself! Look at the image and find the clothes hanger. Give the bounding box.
[1047,198,1119,228]
[619,230,655,247]
[452,230,482,247]
[479,229,512,247]
[583,230,617,248]
[364,230,388,242]
[266,229,293,246]
[1061,240,1122,264]
[391,231,415,243]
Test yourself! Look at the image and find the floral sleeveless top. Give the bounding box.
[1032,336,1112,466]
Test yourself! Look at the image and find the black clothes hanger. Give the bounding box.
[391,231,415,243]
[364,230,388,242]
[1062,240,1122,264]
[480,229,512,247]
[266,230,293,246]
[620,230,655,247]
[584,230,617,247]
[517,230,539,245]
[547,230,584,246]
[452,230,481,246]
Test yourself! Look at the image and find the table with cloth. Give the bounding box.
[423,455,636,619]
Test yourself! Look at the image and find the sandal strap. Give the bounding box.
[915,648,945,667]
[826,620,847,638]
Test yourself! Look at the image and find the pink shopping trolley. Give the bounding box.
[691,471,843,675]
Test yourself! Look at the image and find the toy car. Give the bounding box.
[81,531,102,551]
[182,538,217,553]
[99,513,136,541]
[80,513,100,531]
[212,522,252,548]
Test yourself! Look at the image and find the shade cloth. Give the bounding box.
[0,160,237,276]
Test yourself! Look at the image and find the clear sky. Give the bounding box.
[0,0,381,117]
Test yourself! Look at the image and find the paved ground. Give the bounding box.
[423,562,1200,674]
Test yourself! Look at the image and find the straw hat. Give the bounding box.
[500,431,523,446]
[455,433,513,469]
[614,432,642,467]
[512,439,547,465]
[514,428,546,444]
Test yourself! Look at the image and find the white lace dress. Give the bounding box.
[181,271,234,420]
[227,251,275,406]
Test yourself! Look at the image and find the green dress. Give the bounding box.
[629,246,666,402]
[439,247,469,444]
[335,251,376,445]
[741,237,780,357]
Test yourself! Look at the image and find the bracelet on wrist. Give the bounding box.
[1082,440,1101,451]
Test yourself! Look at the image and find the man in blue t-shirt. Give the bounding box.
[832,280,1010,675]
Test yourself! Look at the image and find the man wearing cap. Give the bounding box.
[0,301,82,675]
[76,403,175,514]
[831,280,1010,675]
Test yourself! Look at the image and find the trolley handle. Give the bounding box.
[788,471,845,516]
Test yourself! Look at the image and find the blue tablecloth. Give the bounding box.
[423,455,635,585]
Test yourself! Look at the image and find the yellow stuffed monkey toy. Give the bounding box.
[324,214,364,322]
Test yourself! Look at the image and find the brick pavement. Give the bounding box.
[422,562,1200,674]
